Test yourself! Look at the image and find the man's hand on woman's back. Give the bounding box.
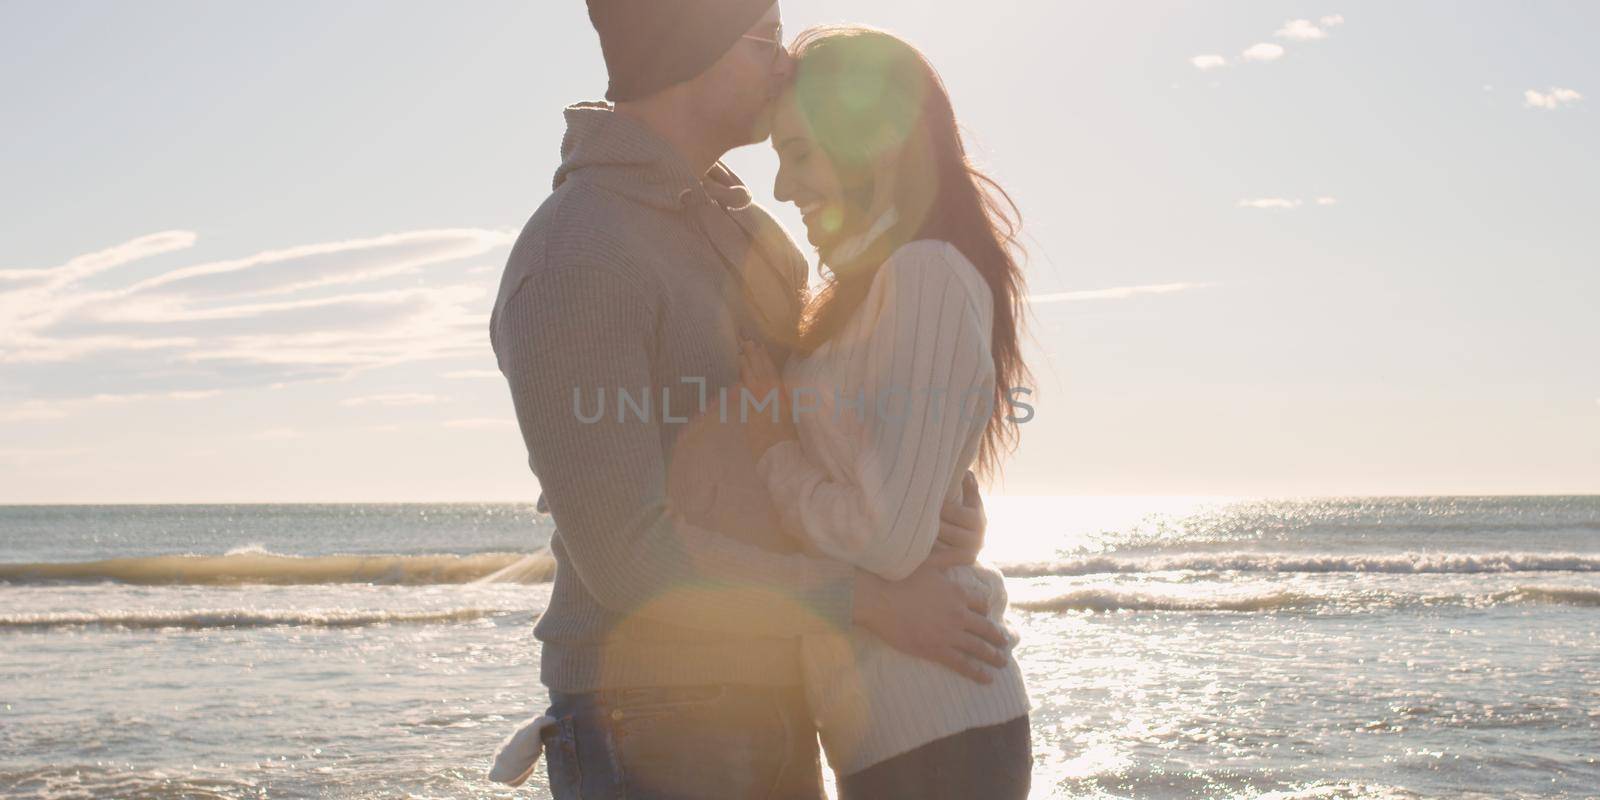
[853,472,1004,685]
[852,561,1009,685]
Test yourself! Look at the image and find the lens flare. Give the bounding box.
[793,29,930,169]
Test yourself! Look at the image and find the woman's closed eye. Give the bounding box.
[780,142,810,165]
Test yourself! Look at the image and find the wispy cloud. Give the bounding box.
[1195,14,1340,71]
[1524,87,1582,110]
[250,427,305,441]
[1237,196,1338,209]
[1242,43,1286,62]
[0,230,197,288]
[1,228,514,417]
[90,390,223,403]
[114,229,507,299]
[1027,282,1216,305]
[1238,197,1304,210]
[442,418,514,430]
[442,369,501,380]
[0,402,70,423]
[1275,19,1327,41]
[341,393,443,407]
[0,390,223,423]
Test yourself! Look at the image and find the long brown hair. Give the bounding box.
[787,25,1032,479]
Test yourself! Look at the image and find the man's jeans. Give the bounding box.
[541,684,825,799]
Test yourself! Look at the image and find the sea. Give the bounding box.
[1,496,1597,799]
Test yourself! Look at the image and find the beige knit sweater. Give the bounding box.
[755,238,1031,774]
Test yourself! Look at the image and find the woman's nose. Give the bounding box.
[773,166,793,204]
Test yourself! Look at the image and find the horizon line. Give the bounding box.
[2,491,1597,507]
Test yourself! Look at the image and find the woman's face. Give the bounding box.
[771,97,850,255]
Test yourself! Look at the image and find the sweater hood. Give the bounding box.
[553,101,753,212]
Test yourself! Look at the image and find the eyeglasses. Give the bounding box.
[741,22,785,66]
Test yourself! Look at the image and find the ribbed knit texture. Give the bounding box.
[755,240,1031,774]
[490,102,856,692]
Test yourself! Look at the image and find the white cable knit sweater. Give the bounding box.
[755,237,1030,775]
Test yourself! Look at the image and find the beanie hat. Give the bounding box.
[587,0,778,102]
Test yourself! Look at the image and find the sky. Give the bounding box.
[1,0,1596,503]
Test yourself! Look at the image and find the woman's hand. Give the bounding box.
[926,471,987,569]
[737,339,797,460]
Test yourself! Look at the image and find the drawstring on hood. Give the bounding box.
[682,185,797,357]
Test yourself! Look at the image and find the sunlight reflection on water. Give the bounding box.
[4,498,1599,798]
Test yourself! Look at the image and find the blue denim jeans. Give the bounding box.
[541,684,825,799]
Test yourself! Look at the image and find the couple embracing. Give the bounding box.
[489,1,1034,797]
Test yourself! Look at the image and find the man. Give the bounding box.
[488,1,1008,796]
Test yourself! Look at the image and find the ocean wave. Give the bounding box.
[1013,584,1600,614]
[1502,586,1600,607]
[0,765,267,800]
[1001,551,1600,578]
[1013,588,1308,613]
[0,551,556,586]
[0,607,525,631]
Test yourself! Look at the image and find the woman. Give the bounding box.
[737,25,1035,800]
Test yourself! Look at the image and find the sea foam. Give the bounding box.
[0,607,526,631]
[0,551,555,586]
[1012,584,1600,614]
[1001,551,1600,578]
